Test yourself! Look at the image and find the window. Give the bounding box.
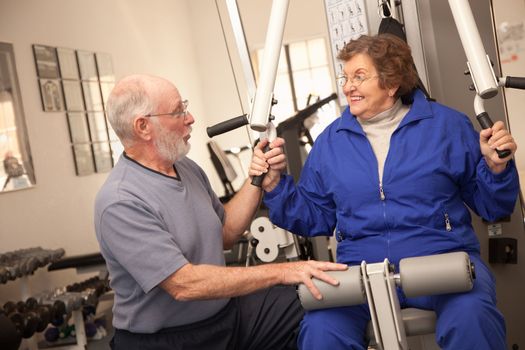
[252,37,338,141]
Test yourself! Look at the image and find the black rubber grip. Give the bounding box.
[206,115,249,138]
[476,112,511,159]
[504,76,525,90]
[251,144,270,187]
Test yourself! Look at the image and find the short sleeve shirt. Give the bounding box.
[94,154,227,333]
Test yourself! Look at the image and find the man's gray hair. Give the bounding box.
[106,75,155,147]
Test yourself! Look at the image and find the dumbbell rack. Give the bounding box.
[39,253,110,350]
[0,247,97,350]
[35,310,87,350]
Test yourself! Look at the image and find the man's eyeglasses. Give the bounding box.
[145,100,189,118]
[336,73,378,87]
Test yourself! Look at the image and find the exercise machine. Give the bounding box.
[447,0,525,159]
[298,251,475,350]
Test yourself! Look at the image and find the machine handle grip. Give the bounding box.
[504,76,525,90]
[251,144,270,187]
[476,112,511,159]
[206,115,249,138]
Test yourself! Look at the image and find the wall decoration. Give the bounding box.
[57,47,79,80]
[72,143,95,176]
[66,112,90,143]
[92,141,113,172]
[76,50,98,81]
[0,42,36,192]
[82,81,103,111]
[32,44,60,79]
[99,81,114,109]
[95,52,115,82]
[33,43,118,174]
[62,80,85,111]
[38,79,64,112]
[87,112,109,142]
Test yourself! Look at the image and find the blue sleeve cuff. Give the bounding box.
[478,158,517,183]
[263,174,290,201]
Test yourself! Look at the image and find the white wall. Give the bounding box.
[0,0,222,301]
[0,0,331,301]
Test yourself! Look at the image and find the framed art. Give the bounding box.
[57,47,79,80]
[62,80,85,111]
[104,113,118,141]
[38,79,64,112]
[92,141,113,173]
[72,143,95,176]
[66,112,90,143]
[99,81,114,110]
[87,111,109,142]
[82,81,103,111]
[76,50,98,81]
[1,42,36,191]
[95,52,115,82]
[107,121,118,141]
[32,44,60,79]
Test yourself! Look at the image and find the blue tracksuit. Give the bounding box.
[264,90,519,349]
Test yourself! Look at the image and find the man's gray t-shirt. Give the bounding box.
[94,154,227,333]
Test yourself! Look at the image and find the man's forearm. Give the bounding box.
[222,178,263,247]
[160,263,282,301]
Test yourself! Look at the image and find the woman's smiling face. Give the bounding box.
[341,53,398,120]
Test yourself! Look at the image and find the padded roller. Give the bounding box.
[400,252,474,298]
[297,266,366,310]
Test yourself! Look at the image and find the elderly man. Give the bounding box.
[94,74,347,350]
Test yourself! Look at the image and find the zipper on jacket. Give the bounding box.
[379,183,386,201]
[444,212,452,232]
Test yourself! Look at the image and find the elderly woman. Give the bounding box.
[250,34,518,349]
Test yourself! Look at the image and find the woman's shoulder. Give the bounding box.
[426,99,472,127]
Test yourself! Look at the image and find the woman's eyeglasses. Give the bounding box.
[336,74,378,87]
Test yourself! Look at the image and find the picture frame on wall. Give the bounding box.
[72,143,95,176]
[95,52,115,82]
[107,119,119,141]
[99,81,114,110]
[1,41,37,190]
[76,50,98,81]
[92,141,113,173]
[32,44,60,79]
[87,111,109,142]
[38,79,64,112]
[57,47,79,80]
[66,112,90,143]
[82,81,103,111]
[62,80,85,111]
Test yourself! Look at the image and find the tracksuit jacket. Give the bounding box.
[264,89,519,267]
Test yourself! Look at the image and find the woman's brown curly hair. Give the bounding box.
[337,34,419,99]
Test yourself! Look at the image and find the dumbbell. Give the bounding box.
[32,296,67,327]
[24,297,52,333]
[0,312,22,350]
[0,266,9,284]
[44,326,60,342]
[49,300,67,326]
[2,300,39,339]
[67,277,109,306]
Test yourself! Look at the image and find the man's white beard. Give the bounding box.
[154,125,191,164]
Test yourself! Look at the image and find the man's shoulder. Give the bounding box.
[95,159,143,209]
